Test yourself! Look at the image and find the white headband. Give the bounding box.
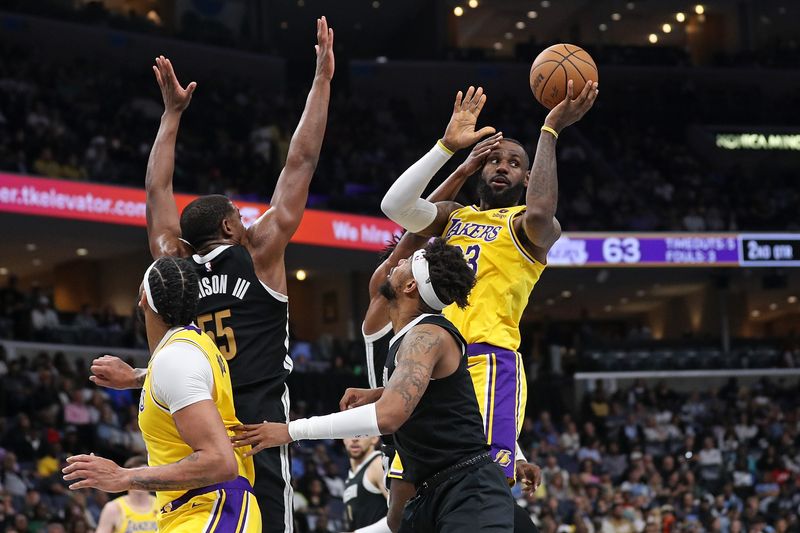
[411,249,447,311]
[142,261,159,314]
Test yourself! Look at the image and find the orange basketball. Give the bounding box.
[529,43,598,109]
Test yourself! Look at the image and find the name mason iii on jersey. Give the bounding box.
[198,274,252,300]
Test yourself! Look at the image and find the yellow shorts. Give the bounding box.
[158,488,261,532]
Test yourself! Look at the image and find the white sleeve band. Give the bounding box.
[288,403,380,441]
[151,343,214,414]
[380,142,453,233]
[515,442,527,462]
[355,516,391,533]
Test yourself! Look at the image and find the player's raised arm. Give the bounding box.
[522,79,598,252]
[145,56,196,259]
[366,135,499,301]
[246,16,334,292]
[380,86,496,237]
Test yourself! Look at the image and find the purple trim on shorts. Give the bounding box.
[466,343,520,479]
[165,475,253,513]
[209,488,246,533]
[466,342,514,357]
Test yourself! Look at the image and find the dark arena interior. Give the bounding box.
[0,1,799,532]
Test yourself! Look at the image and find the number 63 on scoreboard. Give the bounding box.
[602,237,642,264]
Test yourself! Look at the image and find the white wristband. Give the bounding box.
[380,142,453,233]
[355,516,391,533]
[288,403,380,441]
[515,442,527,462]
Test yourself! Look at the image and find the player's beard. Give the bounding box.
[378,279,397,302]
[477,178,525,209]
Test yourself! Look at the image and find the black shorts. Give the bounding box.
[234,385,293,533]
[399,461,513,533]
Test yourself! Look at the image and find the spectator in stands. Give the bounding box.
[32,147,61,178]
[72,305,97,330]
[30,297,60,340]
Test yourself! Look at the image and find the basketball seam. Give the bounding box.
[542,44,597,79]
[567,53,598,75]
[556,44,598,77]
[538,58,563,103]
[566,58,587,85]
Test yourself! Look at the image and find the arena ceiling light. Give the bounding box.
[788,296,798,304]
[662,23,672,33]
[26,243,37,251]
[76,248,88,256]
[695,4,705,15]
[599,23,608,31]
[516,21,526,30]
[676,12,686,22]
[0,267,7,276]
[296,269,307,281]
[468,0,479,8]
[527,11,538,19]
[454,6,464,16]
[611,13,622,21]
[648,33,658,43]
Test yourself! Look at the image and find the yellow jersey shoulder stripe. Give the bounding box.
[507,211,540,265]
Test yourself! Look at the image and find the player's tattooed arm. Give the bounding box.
[523,79,598,253]
[375,325,442,433]
[146,56,195,259]
[63,400,238,492]
[128,453,216,491]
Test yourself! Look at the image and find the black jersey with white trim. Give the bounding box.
[343,451,387,530]
[362,322,392,390]
[385,313,487,484]
[191,244,291,415]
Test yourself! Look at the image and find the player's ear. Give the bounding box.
[221,217,234,238]
[403,278,417,297]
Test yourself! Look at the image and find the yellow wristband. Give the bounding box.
[540,126,559,139]
[436,139,455,156]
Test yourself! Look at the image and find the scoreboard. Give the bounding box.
[548,233,800,267]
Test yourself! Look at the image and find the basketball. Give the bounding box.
[530,43,599,109]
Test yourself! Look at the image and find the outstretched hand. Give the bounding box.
[152,56,197,114]
[457,132,503,176]
[231,423,292,456]
[314,16,335,81]
[543,79,598,134]
[441,86,496,153]
[62,454,130,492]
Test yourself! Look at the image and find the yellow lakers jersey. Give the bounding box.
[115,495,158,533]
[138,326,255,511]
[442,205,546,351]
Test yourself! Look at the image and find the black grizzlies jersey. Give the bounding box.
[385,314,487,484]
[362,322,392,390]
[343,451,387,530]
[191,244,291,421]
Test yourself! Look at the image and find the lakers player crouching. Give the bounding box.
[63,257,261,532]
[232,239,513,532]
